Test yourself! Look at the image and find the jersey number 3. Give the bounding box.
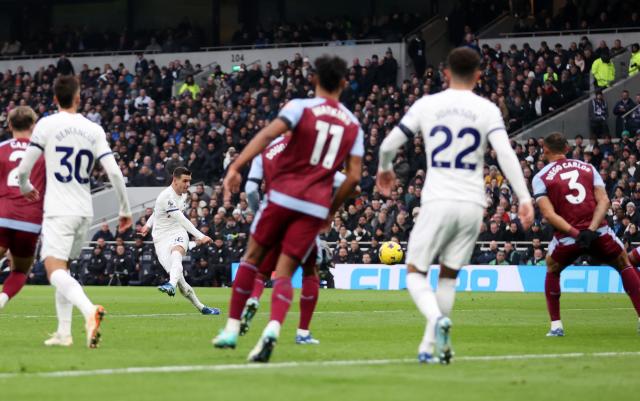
[310,121,344,169]
[560,170,586,204]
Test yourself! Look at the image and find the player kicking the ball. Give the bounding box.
[17,75,132,348]
[377,47,534,364]
[215,55,363,363]
[139,167,220,315]
[0,106,44,310]
[533,132,640,336]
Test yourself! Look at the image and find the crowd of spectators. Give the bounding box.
[511,1,639,33]
[0,13,426,58]
[230,13,425,47]
[0,18,206,57]
[1,34,640,286]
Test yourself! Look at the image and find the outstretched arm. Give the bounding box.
[377,126,409,196]
[168,210,206,241]
[224,118,288,199]
[101,154,132,218]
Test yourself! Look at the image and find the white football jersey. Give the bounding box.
[152,185,189,240]
[399,89,506,207]
[29,111,112,217]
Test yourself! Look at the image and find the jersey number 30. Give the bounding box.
[55,146,94,184]
[560,170,586,204]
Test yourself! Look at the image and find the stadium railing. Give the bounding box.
[623,102,640,131]
[496,26,640,38]
[0,39,386,61]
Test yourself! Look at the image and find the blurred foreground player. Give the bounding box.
[17,76,132,348]
[377,47,534,364]
[533,132,640,336]
[215,55,364,362]
[0,106,44,310]
[239,133,348,344]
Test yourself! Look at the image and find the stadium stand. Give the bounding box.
[2,29,640,287]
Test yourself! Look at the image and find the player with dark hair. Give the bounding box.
[240,131,350,344]
[533,132,640,336]
[0,106,44,310]
[140,167,219,315]
[17,75,132,348]
[214,55,363,363]
[377,46,533,364]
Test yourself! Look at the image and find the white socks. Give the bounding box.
[49,269,95,319]
[436,278,457,317]
[264,320,281,338]
[225,318,240,334]
[551,320,563,330]
[297,328,310,337]
[408,272,460,355]
[55,290,73,337]
[407,272,442,322]
[169,251,183,288]
[0,292,8,309]
[177,278,204,311]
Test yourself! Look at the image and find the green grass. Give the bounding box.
[0,286,639,401]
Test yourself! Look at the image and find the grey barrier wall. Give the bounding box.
[0,43,404,76]
[513,72,640,141]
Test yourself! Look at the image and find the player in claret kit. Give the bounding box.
[0,106,44,310]
[239,132,348,344]
[214,55,364,363]
[533,132,640,336]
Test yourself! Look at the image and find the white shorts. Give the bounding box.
[406,201,483,272]
[154,231,188,271]
[40,216,92,261]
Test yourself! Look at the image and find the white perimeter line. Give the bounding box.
[0,308,633,319]
[0,351,638,379]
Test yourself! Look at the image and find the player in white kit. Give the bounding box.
[140,167,220,315]
[16,75,132,348]
[377,48,534,364]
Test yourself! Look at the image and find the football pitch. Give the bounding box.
[0,286,638,401]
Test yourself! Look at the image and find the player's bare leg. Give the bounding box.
[606,252,640,333]
[406,264,445,364]
[0,249,32,310]
[45,257,104,348]
[248,253,298,362]
[214,237,268,348]
[297,263,320,344]
[545,255,565,336]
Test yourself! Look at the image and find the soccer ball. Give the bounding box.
[379,241,404,265]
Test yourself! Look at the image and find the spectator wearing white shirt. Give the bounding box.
[134,89,152,111]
